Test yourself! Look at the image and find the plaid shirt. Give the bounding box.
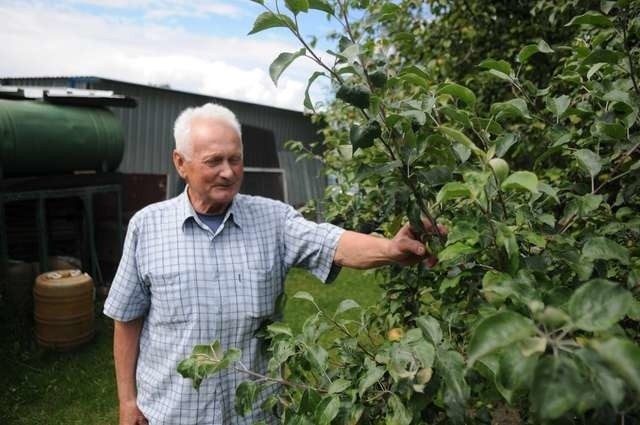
[104,190,344,424]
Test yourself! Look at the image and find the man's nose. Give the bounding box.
[218,160,234,178]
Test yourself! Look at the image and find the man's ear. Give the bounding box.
[173,150,187,179]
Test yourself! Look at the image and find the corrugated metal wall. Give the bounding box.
[1,76,326,207]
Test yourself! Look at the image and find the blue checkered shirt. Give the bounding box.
[104,191,344,424]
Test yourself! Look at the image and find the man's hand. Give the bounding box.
[119,399,148,425]
[387,220,447,267]
[334,220,447,269]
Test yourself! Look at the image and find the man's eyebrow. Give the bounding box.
[202,153,224,161]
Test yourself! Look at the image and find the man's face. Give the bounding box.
[173,118,243,214]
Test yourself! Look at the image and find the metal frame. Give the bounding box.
[244,167,288,204]
[0,184,123,283]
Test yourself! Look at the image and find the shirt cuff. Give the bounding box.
[310,224,345,284]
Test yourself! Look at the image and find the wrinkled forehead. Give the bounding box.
[190,117,242,143]
[189,118,243,155]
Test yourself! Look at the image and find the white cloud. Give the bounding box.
[64,0,245,18]
[0,0,324,110]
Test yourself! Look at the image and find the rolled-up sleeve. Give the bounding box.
[103,217,150,321]
[283,206,345,283]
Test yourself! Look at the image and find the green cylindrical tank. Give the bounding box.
[0,99,124,177]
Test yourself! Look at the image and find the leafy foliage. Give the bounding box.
[181,0,640,423]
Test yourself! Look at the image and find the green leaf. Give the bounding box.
[275,292,287,316]
[267,322,293,337]
[495,222,519,260]
[235,381,259,416]
[538,182,560,204]
[575,348,626,408]
[495,133,518,157]
[438,350,469,423]
[438,83,476,107]
[550,95,571,118]
[495,345,538,403]
[300,388,321,415]
[479,59,513,79]
[303,71,324,111]
[308,0,333,14]
[440,106,473,128]
[594,121,626,140]
[484,270,540,308]
[293,291,316,303]
[436,182,472,203]
[327,378,351,394]
[438,242,477,262]
[306,345,328,372]
[409,339,436,369]
[416,315,442,345]
[387,394,412,425]
[587,62,607,80]
[358,359,385,397]
[439,274,462,293]
[582,49,623,65]
[519,336,547,357]
[491,98,531,121]
[269,48,306,86]
[567,11,614,27]
[315,396,340,425]
[447,221,480,245]
[481,271,512,305]
[591,338,640,394]
[285,0,309,14]
[518,40,554,63]
[177,341,241,389]
[399,65,430,88]
[531,356,582,420]
[439,126,483,156]
[501,171,538,194]
[468,311,537,366]
[574,149,602,177]
[248,11,295,35]
[582,237,630,265]
[335,299,360,315]
[576,193,603,217]
[568,279,633,331]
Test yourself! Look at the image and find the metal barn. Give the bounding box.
[1,76,326,207]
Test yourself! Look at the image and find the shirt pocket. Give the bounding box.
[241,268,279,319]
[148,271,191,327]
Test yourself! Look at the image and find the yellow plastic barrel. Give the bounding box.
[33,270,94,350]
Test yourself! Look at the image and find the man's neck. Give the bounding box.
[186,187,231,215]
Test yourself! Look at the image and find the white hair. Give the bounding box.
[173,103,242,159]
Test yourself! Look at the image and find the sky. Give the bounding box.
[0,0,342,111]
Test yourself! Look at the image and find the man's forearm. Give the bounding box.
[333,230,394,269]
[114,318,143,403]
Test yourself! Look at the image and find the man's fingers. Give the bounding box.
[409,239,425,256]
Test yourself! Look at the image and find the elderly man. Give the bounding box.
[104,103,440,425]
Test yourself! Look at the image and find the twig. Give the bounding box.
[623,20,640,96]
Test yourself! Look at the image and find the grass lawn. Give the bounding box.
[0,268,382,425]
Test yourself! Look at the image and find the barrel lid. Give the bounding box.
[45,270,83,280]
[35,269,93,291]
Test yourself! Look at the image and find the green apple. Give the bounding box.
[489,157,510,182]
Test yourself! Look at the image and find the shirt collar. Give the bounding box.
[177,187,244,230]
